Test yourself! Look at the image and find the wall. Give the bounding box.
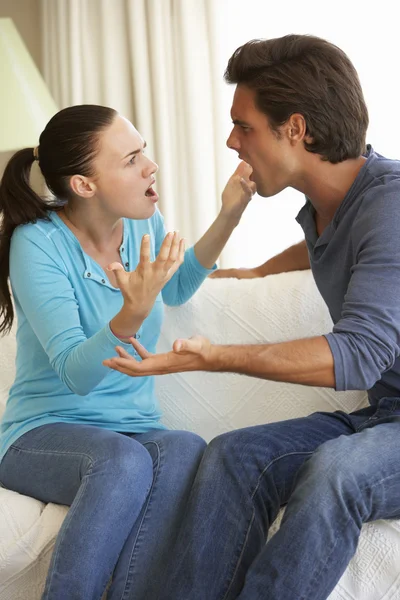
[214,0,400,267]
[0,0,42,176]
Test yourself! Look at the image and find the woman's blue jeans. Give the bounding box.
[158,399,400,600]
[0,423,206,600]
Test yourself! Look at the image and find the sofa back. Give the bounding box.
[156,271,368,441]
[0,271,368,438]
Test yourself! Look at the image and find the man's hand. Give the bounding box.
[103,335,214,377]
[209,267,262,279]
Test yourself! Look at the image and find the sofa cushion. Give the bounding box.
[156,270,368,440]
[0,324,16,421]
[0,487,67,597]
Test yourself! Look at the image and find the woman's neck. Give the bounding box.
[59,205,123,254]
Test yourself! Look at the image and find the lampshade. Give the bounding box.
[0,18,58,152]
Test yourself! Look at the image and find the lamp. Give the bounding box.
[0,18,58,152]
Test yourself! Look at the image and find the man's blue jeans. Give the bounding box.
[0,423,206,600]
[159,398,400,600]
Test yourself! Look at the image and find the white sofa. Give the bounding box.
[1,270,400,600]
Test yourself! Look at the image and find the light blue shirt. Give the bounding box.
[0,209,216,462]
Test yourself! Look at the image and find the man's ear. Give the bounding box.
[69,175,97,198]
[286,113,307,145]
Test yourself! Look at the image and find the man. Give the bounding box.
[104,34,400,600]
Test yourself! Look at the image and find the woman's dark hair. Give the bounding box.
[225,34,369,163]
[0,104,117,334]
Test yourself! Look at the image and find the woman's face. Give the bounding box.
[88,114,159,220]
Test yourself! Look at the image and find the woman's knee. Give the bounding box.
[146,430,206,468]
[92,433,154,491]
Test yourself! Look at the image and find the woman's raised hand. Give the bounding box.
[108,232,185,316]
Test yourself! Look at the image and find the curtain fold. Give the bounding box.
[40,0,229,261]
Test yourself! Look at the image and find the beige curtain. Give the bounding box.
[40,0,230,262]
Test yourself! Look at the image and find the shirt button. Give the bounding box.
[125,262,129,267]
[121,247,125,252]
[101,279,106,284]
[87,273,91,277]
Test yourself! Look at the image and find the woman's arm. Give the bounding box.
[160,162,256,305]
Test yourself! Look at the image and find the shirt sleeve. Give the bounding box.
[10,227,134,396]
[152,209,217,306]
[324,189,400,391]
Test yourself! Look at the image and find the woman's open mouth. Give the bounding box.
[145,185,159,202]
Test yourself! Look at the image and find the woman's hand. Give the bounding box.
[103,335,214,376]
[108,232,185,317]
[220,161,257,222]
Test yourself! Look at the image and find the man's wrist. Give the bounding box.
[206,343,224,372]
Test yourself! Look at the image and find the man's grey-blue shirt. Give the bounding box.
[296,146,400,403]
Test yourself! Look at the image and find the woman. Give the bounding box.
[0,105,255,600]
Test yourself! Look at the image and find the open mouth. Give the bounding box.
[145,185,156,197]
[144,182,159,202]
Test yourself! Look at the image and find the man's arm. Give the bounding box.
[104,334,336,388]
[210,239,310,279]
[211,336,335,387]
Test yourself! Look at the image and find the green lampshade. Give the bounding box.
[0,18,58,152]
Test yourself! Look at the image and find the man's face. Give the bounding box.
[226,85,299,197]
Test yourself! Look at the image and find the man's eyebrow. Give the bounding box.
[123,140,147,159]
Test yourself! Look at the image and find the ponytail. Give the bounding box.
[0,148,58,334]
[0,104,117,334]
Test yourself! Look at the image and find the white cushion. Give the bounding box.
[0,324,16,421]
[156,270,368,439]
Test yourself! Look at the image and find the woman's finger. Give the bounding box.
[178,238,185,264]
[240,177,256,197]
[233,160,252,178]
[103,358,141,376]
[129,336,153,358]
[116,345,132,359]
[139,234,151,266]
[156,232,174,265]
[107,262,127,288]
[165,231,181,267]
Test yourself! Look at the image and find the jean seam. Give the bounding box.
[222,450,315,600]
[9,444,95,463]
[43,463,93,598]
[300,510,353,600]
[300,468,400,599]
[119,440,161,600]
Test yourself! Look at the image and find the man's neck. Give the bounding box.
[295,155,368,223]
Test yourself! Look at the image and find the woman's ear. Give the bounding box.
[69,175,96,198]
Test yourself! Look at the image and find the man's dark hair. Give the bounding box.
[225,34,368,163]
